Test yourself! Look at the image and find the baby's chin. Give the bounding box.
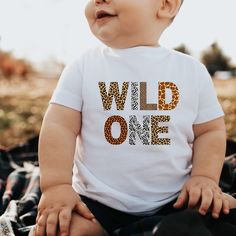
[96,38,124,49]
[96,35,143,49]
[94,30,157,49]
[94,32,121,48]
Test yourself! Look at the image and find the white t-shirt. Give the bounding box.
[50,45,224,215]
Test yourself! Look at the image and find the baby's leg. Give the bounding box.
[69,212,108,236]
[28,213,107,236]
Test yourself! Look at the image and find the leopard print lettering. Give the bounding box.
[140,82,157,110]
[151,115,171,145]
[104,115,128,145]
[98,82,129,110]
[129,115,150,145]
[158,82,179,110]
[131,82,139,110]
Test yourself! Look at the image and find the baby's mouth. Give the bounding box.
[95,10,116,20]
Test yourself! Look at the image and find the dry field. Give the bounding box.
[0,76,57,148]
[213,78,236,140]
[0,76,235,148]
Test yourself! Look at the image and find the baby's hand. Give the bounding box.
[173,176,230,218]
[223,193,236,209]
[34,184,94,236]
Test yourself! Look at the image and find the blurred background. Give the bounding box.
[0,0,236,148]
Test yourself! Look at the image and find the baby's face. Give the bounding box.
[85,0,161,48]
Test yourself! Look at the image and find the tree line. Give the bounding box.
[175,42,235,76]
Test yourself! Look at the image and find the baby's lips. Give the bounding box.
[95,9,116,19]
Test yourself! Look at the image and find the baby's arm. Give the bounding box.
[174,117,228,218]
[34,104,94,236]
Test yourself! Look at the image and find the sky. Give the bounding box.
[0,0,236,64]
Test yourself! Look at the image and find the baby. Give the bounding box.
[33,0,233,235]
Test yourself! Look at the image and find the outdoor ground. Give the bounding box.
[214,78,236,140]
[0,76,235,148]
[0,75,57,148]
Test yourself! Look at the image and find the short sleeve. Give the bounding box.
[193,64,224,124]
[49,59,83,111]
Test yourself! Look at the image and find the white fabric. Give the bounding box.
[0,200,18,236]
[50,45,224,215]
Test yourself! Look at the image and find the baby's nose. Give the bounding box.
[95,0,110,5]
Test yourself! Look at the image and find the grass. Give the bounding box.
[213,78,236,141]
[0,76,57,148]
[0,76,235,148]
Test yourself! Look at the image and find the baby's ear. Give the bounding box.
[157,0,182,20]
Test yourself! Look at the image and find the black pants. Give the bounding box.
[157,208,236,236]
[80,195,183,234]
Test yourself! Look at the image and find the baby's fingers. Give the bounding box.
[75,201,95,220]
[58,207,72,236]
[35,213,47,236]
[173,188,188,208]
[222,196,230,215]
[46,211,59,236]
[199,188,213,215]
[188,187,201,208]
[211,192,223,218]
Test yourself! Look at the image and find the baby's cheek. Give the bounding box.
[84,1,94,21]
